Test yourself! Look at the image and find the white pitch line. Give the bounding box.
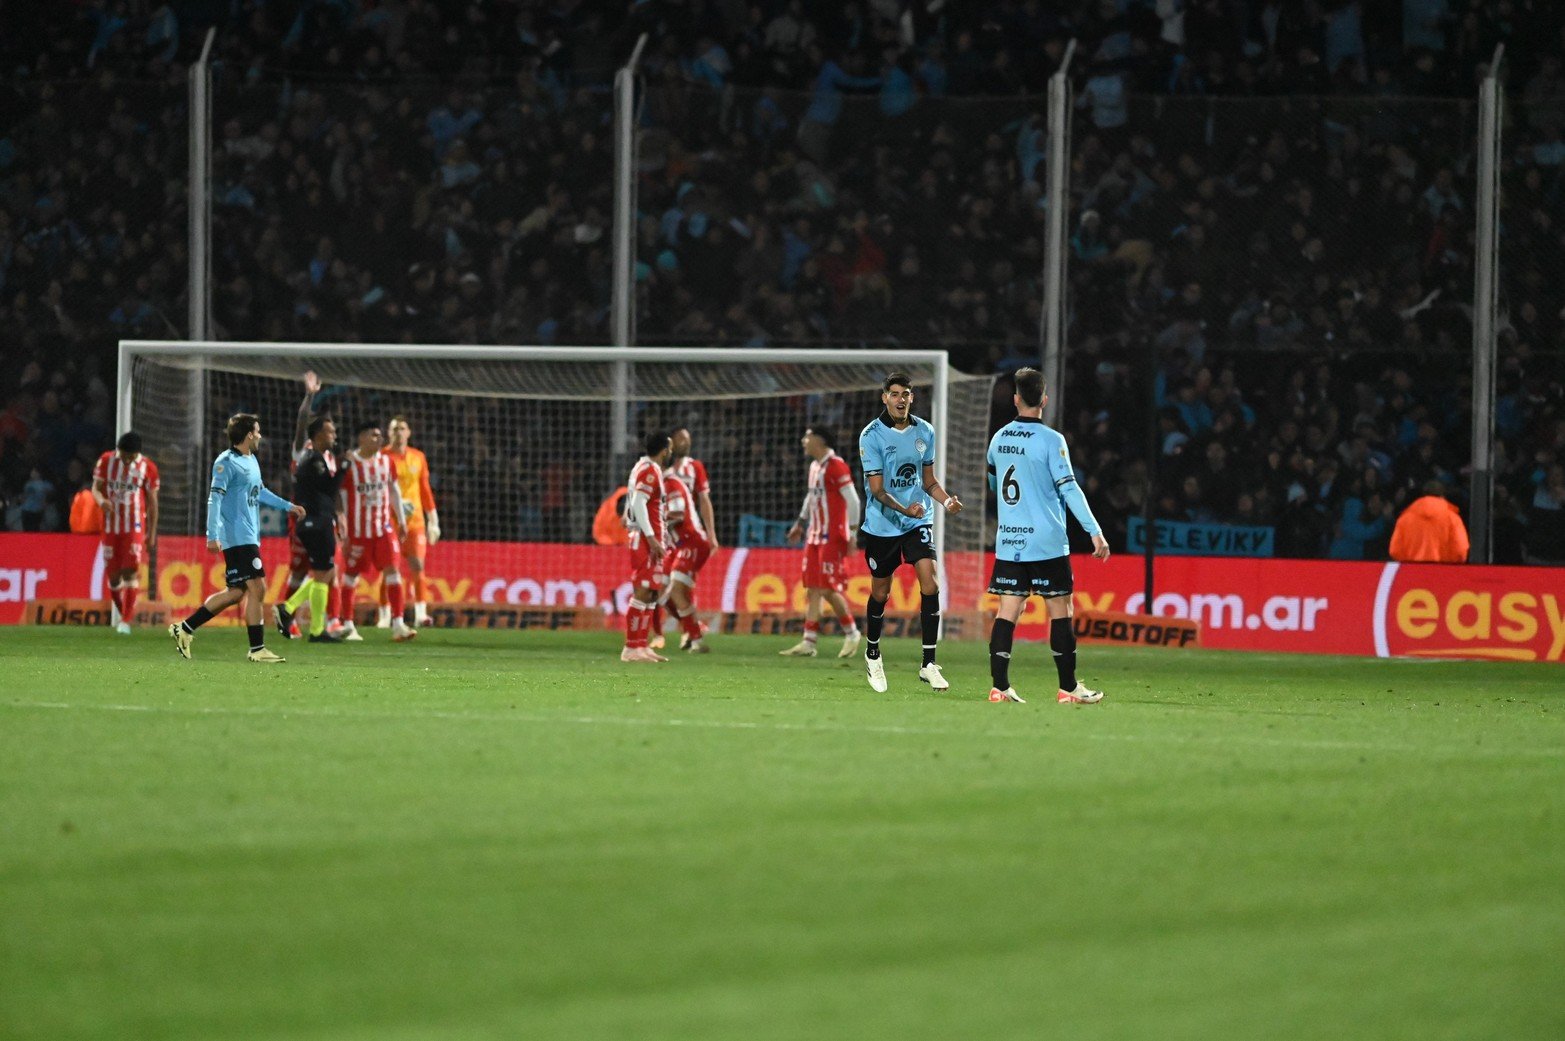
[3,699,1561,760]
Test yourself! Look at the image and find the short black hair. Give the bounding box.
[644,430,671,457]
[882,371,913,394]
[116,431,143,454]
[807,426,835,450]
[226,413,259,445]
[1014,367,1045,408]
[307,415,332,439]
[356,420,381,436]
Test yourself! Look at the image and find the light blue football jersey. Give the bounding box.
[858,413,936,537]
[206,448,293,548]
[986,417,1102,561]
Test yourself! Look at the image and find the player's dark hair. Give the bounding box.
[226,413,259,445]
[808,426,835,450]
[882,371,913,393]
[116,431,143,454]
[388,414,409,428]
[645,430,671,457]
[307,415,332,439]
[1014,367,1046,408]
[356,420,381,436]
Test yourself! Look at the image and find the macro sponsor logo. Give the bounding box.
[0,567,50,603]
[430,605,600,630]
[1074,611,1199,648]
[1115,591,1329,632]
[24,601,114,626]
[479,577,603,607]
[1376,563,1565,661]
[890,462,919,488]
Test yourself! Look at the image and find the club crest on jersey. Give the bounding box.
[915,438,927,454]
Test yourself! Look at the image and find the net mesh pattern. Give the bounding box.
[128,347,999,610]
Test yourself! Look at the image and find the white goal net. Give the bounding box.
[119,343,1000,627]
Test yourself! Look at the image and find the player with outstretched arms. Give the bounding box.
[621,431,674,663]
[985,367,1110,704]
[169,414,303,663]
[92,431,159,634]
[780,426,863,658]
[377,415,440,628]
[274,415,345,643]
[340,421,417,643]
[282,371,345,638]
[857,372,963,692]
[661,463,711,654]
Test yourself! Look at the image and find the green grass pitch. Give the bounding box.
[2,626,1562,1041]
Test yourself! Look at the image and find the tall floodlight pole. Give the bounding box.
[177,27,218,553]
[188,27,215,342]
[611,33,649,471]
[1040,39,1076,427]
[1470,45,1504,563]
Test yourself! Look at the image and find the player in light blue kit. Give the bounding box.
[985,368,1111,704]
[170,413,303,663]
[857,371,964,694]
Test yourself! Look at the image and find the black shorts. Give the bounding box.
[988,555,1073,599]
[861,526,936,579]
[222,544,266,588]
[295,515,337,571]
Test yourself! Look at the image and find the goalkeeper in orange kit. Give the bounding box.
[377,415,441,627]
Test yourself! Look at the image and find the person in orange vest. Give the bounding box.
[1390,481,1470,563]
[70,481,104,534]
[593,486,630,546]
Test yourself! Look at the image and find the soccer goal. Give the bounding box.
[118,342,1000,623]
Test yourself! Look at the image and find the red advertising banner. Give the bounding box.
[1,534,1561,661]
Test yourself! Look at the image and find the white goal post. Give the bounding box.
[118,341,999,618]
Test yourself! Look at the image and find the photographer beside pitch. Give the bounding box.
[986,368,1111,704]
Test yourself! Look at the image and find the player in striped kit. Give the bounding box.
[655,427,716,650]
[91,432,160,634]
[780,426,862,658]
[339,421,417,643]
[662,465,710,654]
[621,431,674,662]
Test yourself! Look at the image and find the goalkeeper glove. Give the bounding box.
[427,511,441,545]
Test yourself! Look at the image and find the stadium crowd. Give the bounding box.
[2,0,1563,562]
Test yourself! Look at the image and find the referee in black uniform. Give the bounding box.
[276,416,345,642]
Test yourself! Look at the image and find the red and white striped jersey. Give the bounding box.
[341,451,398,539]
[92,452,160,535]
[626,456,666,548]
[804,451,854,544]
[668,456,709,537]
[663,472,692,542]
